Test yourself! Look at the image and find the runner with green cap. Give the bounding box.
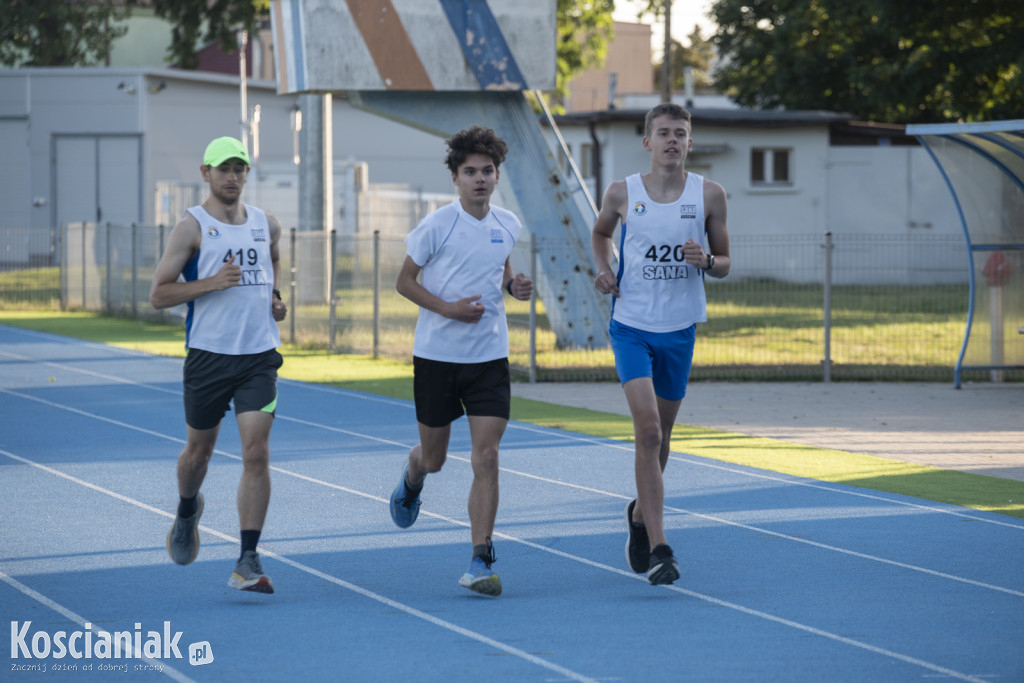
[150,136,287,594]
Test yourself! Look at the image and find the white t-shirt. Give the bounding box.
[405,199,522,363]
[611,172,708,333]
[182,204,281,355]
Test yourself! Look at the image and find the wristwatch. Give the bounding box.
[705,254,715,271]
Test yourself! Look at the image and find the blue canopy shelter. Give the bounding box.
[907,120,1024,387]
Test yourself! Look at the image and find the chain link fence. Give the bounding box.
[6,215,1015,383]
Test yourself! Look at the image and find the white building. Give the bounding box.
[1,65,964,284]
[0,67,455,261]
[551,105,959,241]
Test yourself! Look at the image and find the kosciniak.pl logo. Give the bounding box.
[10,621,212,667]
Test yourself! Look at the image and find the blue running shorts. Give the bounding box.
[609,319,696,401]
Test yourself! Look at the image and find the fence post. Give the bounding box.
[131,223,138,317]
[59,224,67,310]
[529,238,538,384]
[822,231,834,383]
[328,229,337,352]
[105,222,112,313]
[990,284,1004,383]
[81,224,87,310]
[289,228,296,345]
[372,229,380,359]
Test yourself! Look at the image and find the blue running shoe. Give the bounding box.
[389,463,421,528]
[458,557,502,596]
[458,540,500,596]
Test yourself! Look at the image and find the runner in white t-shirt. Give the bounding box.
[389,125,533,597]
[592,104,732,586]
[150,137,287,595]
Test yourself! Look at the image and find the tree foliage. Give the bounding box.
[0,0,129,67]
[552,0,616,101]
[141,0,269,69]
[710,0,1024,123]
[654,25,715,93]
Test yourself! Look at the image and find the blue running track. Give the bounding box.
[2,325,1022,682]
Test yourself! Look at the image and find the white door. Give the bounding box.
[54,134,142,227]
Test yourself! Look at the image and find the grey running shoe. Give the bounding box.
[166,493,204,565]
[647,543,680,585]
[625,499,650,573]
[228,550,274,594]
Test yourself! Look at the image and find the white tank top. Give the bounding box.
[611,173,708,333]
[182,204,281,355]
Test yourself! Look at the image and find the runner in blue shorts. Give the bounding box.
[610,319,696,402]
[592,104,732,585]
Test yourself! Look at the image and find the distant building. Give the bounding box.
[550,107,959,244]
[0,68,453,245]
[563,22,654,113]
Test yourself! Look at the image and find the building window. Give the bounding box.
[579,143,594,179]
[751,148,792,185]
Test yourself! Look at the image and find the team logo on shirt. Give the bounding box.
[490,228,504,244]
[633,202,647,216]
[206,227,221,239]
[251,228,266,242]
[680,204,697,219]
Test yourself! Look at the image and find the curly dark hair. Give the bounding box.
[444,125,508,174]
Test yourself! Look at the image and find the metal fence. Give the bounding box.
[5,216,1012,383]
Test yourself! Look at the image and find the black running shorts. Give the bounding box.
[413,356,511,428]
[183,348,283,430]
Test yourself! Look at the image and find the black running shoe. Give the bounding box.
[647,544,680,585]
[624,499,650,573]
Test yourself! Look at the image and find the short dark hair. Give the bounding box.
[644,103,692,138]
[444,125,508,174]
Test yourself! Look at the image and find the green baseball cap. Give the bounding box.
[203,137,250,167]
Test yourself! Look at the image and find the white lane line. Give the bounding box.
[3,385,1022,600]
[1,445,995,683]
[0,448,598,683]
[0,570,194,682]
[3,343,1021,531]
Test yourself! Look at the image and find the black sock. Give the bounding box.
[240,530,261,559]
[405,474,423,497]
[472,540,495,567]
[177,495,197,518]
